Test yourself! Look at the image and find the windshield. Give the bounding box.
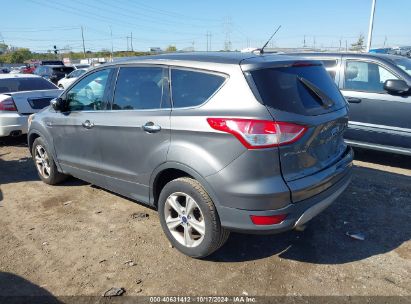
[392,57,411,76]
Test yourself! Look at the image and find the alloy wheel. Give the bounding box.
[34,145,51,179]
[164,192,205,248]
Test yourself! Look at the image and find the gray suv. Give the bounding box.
[28,53,353,258]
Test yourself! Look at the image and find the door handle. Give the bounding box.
[346,97,362,104]
[143,122,161,133]
[82,120,94,129]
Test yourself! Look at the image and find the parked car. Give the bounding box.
[57,68,88,89]
[73,64,90,69]
[28,52,353,258]
[369,48,391,54]
[10,66,26,74]
[0,67,10,74]
[33,65,75,85]
[287,52,411,156]
[40,60,65,66]
[0,74,62,137]
[22,64,37,74]
[390,46,411,57]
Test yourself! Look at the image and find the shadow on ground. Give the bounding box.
[0,272,60,303]
[2,136,410,265]
[0,136,87,202]
[354,147,411,170]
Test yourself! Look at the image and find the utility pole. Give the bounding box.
[206,32,212,52]
[81,26,86,58]
[126,36,129,51]
[223,17,232,51]
[366,0,377,52]
[130,32,134,52]
[110,26,113,61]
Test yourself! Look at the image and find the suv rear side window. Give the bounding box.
[171,69,225,108]
[112,67,169,110]
[250,65,346,116]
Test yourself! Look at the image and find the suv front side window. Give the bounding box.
[344,60,399,93]
[66,69,111,111]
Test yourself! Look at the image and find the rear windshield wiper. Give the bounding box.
[297,76,334,109]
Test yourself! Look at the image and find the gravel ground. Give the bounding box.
[0,136,410,299]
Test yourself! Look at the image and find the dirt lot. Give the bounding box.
[0,136,410,298]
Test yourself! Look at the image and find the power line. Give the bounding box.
[97,0,220,29]
[122,0,220,23]
[29,0,204,38]
[0,27,79,33]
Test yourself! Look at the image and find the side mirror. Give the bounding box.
[384,79,409,95]
[65,74,69,78]
[51,97,65,112]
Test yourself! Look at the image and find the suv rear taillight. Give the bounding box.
[207,118,307,149]
[0,97,17,112]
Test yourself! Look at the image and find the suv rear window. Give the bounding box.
[52,67,74,74]
[171,69,226,108]
[249,65,346,116]
[0,77,57,93]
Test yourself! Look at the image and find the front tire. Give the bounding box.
[32,137,67,185]
[158,177,229,258]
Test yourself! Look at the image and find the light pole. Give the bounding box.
[366,0,376,52]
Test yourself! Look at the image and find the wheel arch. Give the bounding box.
[150,162,221,209]
[28,131,41,152]
[28,128,63,172]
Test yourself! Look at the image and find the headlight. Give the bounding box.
[28,114,35,129]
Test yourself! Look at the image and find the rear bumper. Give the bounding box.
[217,163,352,234]
[0,113,28,137]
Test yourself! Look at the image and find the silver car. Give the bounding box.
[28,53,353,258]
[0,74,62,137]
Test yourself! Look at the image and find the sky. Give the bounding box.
[1,0,410,53]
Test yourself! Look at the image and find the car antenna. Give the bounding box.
[258,25,282,54]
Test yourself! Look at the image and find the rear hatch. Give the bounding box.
[243,58,351,202]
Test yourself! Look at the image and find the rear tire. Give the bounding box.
[158,177,229,258]
[32,137,67,185]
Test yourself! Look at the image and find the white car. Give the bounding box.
[0,74,63,137]
[57,68,87,89]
